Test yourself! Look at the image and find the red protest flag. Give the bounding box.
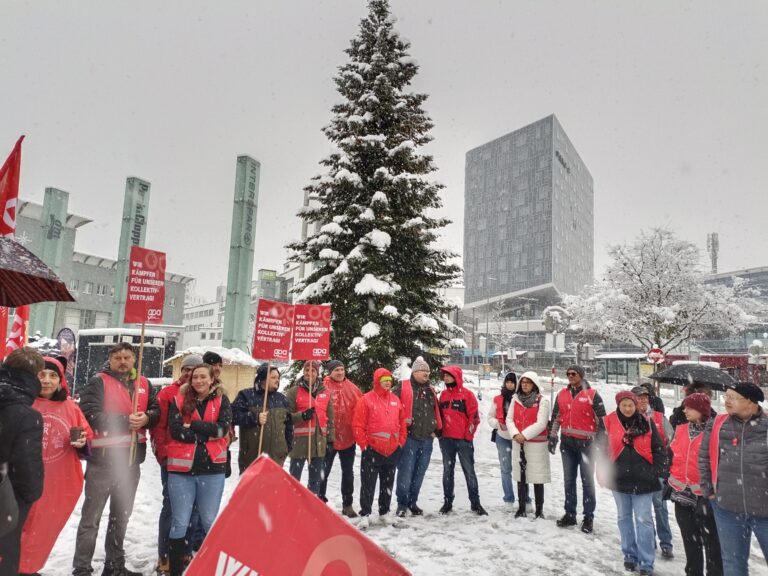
[4,305,29,354]
[186,457,410,576]
[0,136,25,358]
[251,299,294,361]
[291,303,332,360]
[123,246,166,324]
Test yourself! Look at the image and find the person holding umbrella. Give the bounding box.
[699,382,768,576]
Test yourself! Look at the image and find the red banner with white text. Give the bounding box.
[186,457,410,576]
[291,304,331,360]
[251,299,294,361]
[123,246,166,324]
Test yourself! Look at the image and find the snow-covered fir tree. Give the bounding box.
[563,228,755,353]
[287,0,461,387]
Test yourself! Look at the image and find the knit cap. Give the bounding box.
[682,392,712,418]
[411,356,430,373]
[615,390,638,406]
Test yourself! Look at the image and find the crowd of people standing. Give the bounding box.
[0,344,766,576]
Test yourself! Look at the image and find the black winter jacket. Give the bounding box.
[601,412,666,495]
[78,367,160,465]
[0,366,44,505]
[169,387,232,475]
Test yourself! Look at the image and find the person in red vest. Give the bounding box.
[352,368,406,518]
[286,361,335,495]
[668,392,723,576]
[318,359,362,517]
[548,364,607,533]
[73,342,159,576]
[632,385,674,560]
[599,390,666,575]
[487,371,518,507]
[699,382,768,576]
[18,356,92,576]
[507,371,551,519]
[437,365,487,516]
[394,356,442,518]
[165,363,231,576]
[150,353,203,576]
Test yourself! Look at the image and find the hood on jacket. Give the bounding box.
[372,368,394,395]
[0,366,42,408]
[518,370,550,397]
[439,366,464,388]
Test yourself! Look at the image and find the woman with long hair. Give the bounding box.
[166,364,231,576]
[19,356,92,576]
[487,371,517,506]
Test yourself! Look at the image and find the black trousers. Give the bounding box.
[359,447,400,516]
[0,499,30,576]
[319,444,356,507]
[674,499,723,576]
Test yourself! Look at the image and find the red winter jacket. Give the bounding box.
[323,375,363,451]
[352,368,407,457]
[438,366,480,441]
[150,379,183,466]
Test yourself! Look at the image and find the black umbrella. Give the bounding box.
[648,362,735,391]
[0,236,75,307]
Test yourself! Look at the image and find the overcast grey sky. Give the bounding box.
[1,1,766,300]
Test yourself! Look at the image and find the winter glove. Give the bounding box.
[548,435,558,455]
[301,407,316,421]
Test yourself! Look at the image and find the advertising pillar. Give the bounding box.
[110,177,151,326]
[29,187,69,337]
[222,156,260,350]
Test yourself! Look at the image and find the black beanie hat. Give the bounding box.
[326,360,344,373]
[730,382,765,404]
[203,351,223,365]
[566,365,585,378]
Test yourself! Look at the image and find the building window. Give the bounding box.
[79,309,96,329]
[96,284,108,296]
[169,297,176,308]
[83,282,93,294]
[210,332,216,340]
[218,332,222,339]
[69,279,79,291]
[201,332,206,340]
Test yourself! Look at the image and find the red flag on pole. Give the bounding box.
[4,305,29,354]
[0,136,25,358]
[186,457,410,576]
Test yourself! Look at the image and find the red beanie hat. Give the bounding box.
[615,390,638,407]
[682,392,711,419]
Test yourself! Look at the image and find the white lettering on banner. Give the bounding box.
[312,348,327,356]
[214,551,260,576]
[273,349,288,358]
[300,535,368,576]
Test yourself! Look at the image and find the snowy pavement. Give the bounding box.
[45,377,767,575]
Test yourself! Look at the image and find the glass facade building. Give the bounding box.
[463,114,594,308]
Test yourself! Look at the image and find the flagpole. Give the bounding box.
[129,322,146,466]
[257,360,272,455]
[307,364,314,462]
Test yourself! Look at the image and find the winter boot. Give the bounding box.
[156,556,170,575]
[556,513,577,528]
[660,547,674,560]
[534,484,545,519]
[471,503,488,516]
[580,517,594,534]
[408,504,424,516]
[168,537,187,576]
[515,482,527,517]
[341,505,358,518]
[439,501,453,515]
[396,506,408,518]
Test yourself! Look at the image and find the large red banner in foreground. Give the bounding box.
[291,303,332,360]
[123,246,166,324]
[251,299,294,361]
[186,457,410,576]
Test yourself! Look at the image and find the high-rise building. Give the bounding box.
[463,114,594,312]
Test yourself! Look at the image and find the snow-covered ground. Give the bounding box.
[44,375,767,575]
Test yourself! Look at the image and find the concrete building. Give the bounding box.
[463,114,594,315]
[15,200,193,346]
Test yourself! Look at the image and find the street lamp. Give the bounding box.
[485,276,496,369]
[518,297,537,365]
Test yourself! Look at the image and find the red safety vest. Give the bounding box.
[91,373,149,449]
[708,413,729,492]
[493,395,505,423]
[651,411,667,445]
[604,412,653,464]
[512,395,548,442]
[557,387,598,439]
[166,394,228,473]
[294,386,330,438]
[360,391,404,456]
[668,423,704,495]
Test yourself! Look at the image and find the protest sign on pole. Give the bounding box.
[291,304,332,361]
[251,299,294,361]
[124,246,166,325]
